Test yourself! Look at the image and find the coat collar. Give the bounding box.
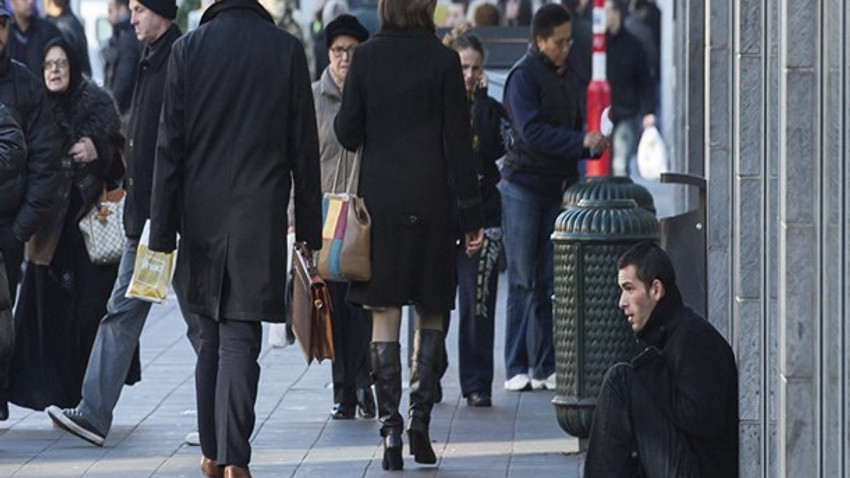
[375,26,436,39]
[142,23,181,71]
[200,0,273,26]
[635,282,684,348]
[319,67,341,101]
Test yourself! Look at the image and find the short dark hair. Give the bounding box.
[378,0,436,30]
[451,33,484,58]
[617,241,677,290]
[114,0,130,9]
[532,4,572,40]
[473,3,500,27]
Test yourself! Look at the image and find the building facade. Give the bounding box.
[669,0,849,476]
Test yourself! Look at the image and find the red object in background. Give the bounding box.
[585,0,611,177]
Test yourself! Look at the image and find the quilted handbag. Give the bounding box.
[78,187,126,265]
[317,150,371,281]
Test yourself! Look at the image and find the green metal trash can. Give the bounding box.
[550,198,659,439]
[562,176,656,214]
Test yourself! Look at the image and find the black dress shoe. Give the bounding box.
[466,392,492,407]
[331,403,356,420]
[357,388,376,419]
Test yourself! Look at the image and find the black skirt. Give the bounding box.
[6,192,139,410]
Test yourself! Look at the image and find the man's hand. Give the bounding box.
[69,137,98,163]
[0,225,22,248]
[583,132,610,155]
[464,228,484,257]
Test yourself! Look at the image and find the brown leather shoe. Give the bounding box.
[223,465,252,478]
[200,456,222,478]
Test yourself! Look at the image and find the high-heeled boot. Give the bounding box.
[371,342,404,470]
[407,329,444,465]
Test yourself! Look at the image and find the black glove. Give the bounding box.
[0,225,22,248]
[630,346,662,368]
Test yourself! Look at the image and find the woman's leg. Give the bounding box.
[370,307,404,470]
[407,307,444,465]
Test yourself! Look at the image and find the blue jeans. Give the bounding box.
[79,240,201,435]
[498,180,559,380]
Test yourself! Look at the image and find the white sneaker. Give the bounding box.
[184,431,200,446]
[531,373,556,391]
[504,373,531,391]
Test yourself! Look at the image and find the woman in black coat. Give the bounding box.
[7,39,131,412]
[334,0,484,470]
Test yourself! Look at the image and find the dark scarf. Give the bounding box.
[635,281,684,348]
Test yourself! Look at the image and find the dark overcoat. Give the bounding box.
[149,0,322,322]
[334,27,482,313]
[122,24,181,239]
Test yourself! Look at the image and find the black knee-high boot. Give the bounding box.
[407,328,443,465]
[371,342,404,470]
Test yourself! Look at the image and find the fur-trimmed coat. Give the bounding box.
[27,80,123,265]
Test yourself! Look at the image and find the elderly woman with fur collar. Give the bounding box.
[5,38,135,413]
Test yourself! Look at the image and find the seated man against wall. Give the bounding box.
[584,241,739,478]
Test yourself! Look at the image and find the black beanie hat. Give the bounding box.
[325,14,369,46]
[138,0,177,20]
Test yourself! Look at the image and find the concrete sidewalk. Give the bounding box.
[0,276,585,478]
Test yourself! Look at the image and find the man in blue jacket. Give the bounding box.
[500,3,608,392]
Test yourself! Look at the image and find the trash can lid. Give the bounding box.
[552,198,659,242]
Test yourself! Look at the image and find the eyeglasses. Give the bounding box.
[330,45,356,58]
[44,59,69,70]
[551,37,574,50]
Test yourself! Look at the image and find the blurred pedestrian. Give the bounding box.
[44,0,92,77]
[8,39,125,412]
[334,0,484,470]
[605,0,654,176]
[312,13,375,421]
[147,0,322,475]
[500,4,607,393]
[46,0,197,448]
[0,105,28,422]
[6,0,61,72]
[102,0,142,119]
[447,33,507,408]
[584,241,739,477]
[0,3,63,421]
[561,0,591,117]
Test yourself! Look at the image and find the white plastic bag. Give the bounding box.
[126,220,176,303]
[637,125,668,181]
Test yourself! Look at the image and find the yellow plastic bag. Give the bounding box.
[125,220,176,303]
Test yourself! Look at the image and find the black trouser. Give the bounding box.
[196,316,262,469]
[584,363,699,478]
[1,242,23,308]
[456,233,500,397]
[328,281,371,406]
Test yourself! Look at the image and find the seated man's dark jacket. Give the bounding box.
[633,284,739,477]
[502,46,589,199]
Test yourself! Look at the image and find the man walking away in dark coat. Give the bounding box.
[46,0,203,449]
[584,241,739,478]
[0,3,63,421]
[102,0,141,118]
[604,0,655,177]
[0,104,30,422]
[6,0,61,72]
[44,0,92,77]
[148,0,322,475]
